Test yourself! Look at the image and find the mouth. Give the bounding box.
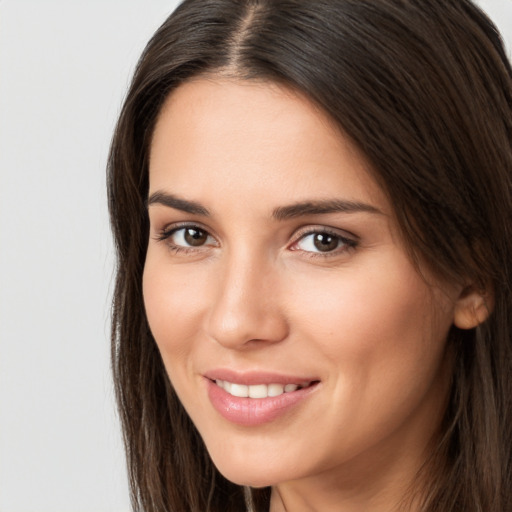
[213,379,316,398]
[204,373,320,426]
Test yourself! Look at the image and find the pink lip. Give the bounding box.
[204,368,317,386]
[204,370,319,426]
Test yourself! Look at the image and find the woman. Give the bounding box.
[107,0,512,510]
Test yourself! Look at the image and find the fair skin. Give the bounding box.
[143,78,474,511]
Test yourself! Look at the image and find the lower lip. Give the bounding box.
[206,379,318,426]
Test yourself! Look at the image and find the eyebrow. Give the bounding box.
[147,191,382,219]
[147,191,210,216]
[272,199,383,220]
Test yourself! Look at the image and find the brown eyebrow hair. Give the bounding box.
[147,191,210,216]
[272,199,383,220]
[147,191,383,219]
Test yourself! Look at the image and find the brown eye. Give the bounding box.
[293,230,356,255]
[163,226,215,249]
[184,227,208,246]
[313,233,339,252]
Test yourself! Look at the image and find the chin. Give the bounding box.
[209,452,289,488]
[218,469,276,488]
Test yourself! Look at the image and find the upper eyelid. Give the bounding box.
[157,221,215,237]
[163,225,212,238]
[291,224,358,242]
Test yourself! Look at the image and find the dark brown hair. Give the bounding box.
[107,1,512,510]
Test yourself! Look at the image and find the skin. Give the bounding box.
[143,78,468,511]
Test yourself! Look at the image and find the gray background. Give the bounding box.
[0,1,510,511]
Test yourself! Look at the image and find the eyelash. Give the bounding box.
[154,224,358,257]
[290,228,358,258]
[154,223,216,255]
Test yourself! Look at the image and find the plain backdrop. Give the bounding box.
[0,1,510,511]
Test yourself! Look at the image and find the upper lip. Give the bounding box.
[203,369,319,386]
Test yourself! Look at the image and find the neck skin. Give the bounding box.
[268,356,452,512]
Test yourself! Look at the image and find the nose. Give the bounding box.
[205,250,289,349]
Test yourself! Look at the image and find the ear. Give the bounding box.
[453,285,494,330]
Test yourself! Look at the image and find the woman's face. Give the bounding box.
[144,78,461,492]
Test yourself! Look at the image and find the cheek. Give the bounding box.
[286,253,454,382]
[280,258,455,461]
[142,254,209,364]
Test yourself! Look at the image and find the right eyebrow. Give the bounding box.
[146,191,210,216]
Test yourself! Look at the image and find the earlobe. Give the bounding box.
[453,286,493,330]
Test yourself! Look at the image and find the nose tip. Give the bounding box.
[205,265,289,349]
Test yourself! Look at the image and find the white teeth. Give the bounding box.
[230,383,249,398]
[248,384,267,398]
[215,380,311,398]
[267,383,285,397]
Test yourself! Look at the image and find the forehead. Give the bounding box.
[148,78,387,213]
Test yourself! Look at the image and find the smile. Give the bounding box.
[215,380,313,398]
[206,376,320,426]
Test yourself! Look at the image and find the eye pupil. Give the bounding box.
[313,233,338,252]
[184,228,207,246]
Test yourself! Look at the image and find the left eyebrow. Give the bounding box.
[272,199,383,221]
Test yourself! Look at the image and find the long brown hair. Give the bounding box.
[107,1,512,510]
